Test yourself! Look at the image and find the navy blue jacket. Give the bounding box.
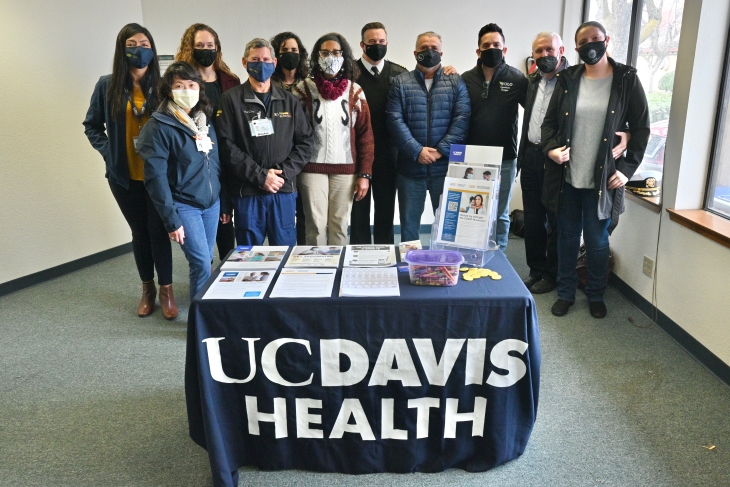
[137,111,228,233]
[386,66,471,179]
[83,74,158,189]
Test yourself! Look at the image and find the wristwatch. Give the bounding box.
[359,173,372,180]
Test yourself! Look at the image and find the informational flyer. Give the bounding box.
[221,246,288,270]
[343,245,396,267]
[284,246,343,268]
[269,269,337,298]
[202,271,274,300]
[398,240,422,260]
[447,163,501,182]
[339,267,400,297]
[435,177,494,250]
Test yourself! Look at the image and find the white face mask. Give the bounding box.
[172,89,199,109]
[318,56,344,76]
[466,174,473,179]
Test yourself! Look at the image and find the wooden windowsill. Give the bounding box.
[666,209,730,249]
[626,191,661,213]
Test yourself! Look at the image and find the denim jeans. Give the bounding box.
[396,173,444,242]
[556,183,611,302]
[176,199,220,301]
[496,158,517,251]
[233,192,297,246]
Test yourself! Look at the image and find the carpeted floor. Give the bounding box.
[0,236,728,486]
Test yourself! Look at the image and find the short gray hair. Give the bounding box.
[244,38,275,59]
[415,31,442,49]
[533,31,563,46]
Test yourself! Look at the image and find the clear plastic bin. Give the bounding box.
[404,250,464,286]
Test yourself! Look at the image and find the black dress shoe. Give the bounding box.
[530,279,556,294]
[589,301,607,319]
[522,275,541,290]
[551,299,574,316]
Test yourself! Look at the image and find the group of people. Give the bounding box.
[83,18,649,320]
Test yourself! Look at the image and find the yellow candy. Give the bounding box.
[460,267,469,272]
[463,275,473,281]
[491,275,502,280]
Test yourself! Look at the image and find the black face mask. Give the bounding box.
[480,48,503,68]
[535,55,559,74]
[578,40,607,65]
[193,49,217,68]
[365,44,387,62]
[416,49,441,69]
[278,52,300,71]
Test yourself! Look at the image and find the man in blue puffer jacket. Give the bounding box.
[386,31,471,241]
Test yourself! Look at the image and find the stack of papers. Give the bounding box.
[339,267,400,297]
[221,246,288,271]
[344,245,396,267]
[284,246,343,268]
[202,270,274,300]
[269,269,337,298]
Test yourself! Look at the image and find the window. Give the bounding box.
[705,26,730,220]
[584,0,686,205]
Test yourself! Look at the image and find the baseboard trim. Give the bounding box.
[0,243,133,298]
[609,273,730,388]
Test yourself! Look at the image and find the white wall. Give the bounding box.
[0,0,144,285]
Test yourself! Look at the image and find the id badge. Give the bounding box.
[249,118,275,137]
[196,136,213,152]
[133,136,139,152]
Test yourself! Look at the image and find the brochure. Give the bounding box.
[202,270,274,300]
[269,268,337,298]
[339,267,400,297]
[221,246,288,270]
[343,245,397,267]
[284,246,343,268]
[446,163,501,182]
[435,176,495,250]
[398,240,422,261]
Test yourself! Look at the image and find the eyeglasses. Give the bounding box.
[481,81,490,99]
[319,50,343,58]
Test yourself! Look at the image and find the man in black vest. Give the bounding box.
[349,22,407,244]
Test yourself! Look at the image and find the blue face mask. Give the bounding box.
[125,46,154,69]
[247,62,276,82]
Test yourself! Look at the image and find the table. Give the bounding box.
[185,251,540,487]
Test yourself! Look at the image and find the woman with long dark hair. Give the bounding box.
[175,23,240,261]
[83,23,178,319]
[294,33,374,245]
[137,62,230,302]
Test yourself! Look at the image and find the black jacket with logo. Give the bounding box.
[462,60,527,160]
[217,81,314,197]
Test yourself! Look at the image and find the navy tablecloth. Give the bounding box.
[186,251,540,487]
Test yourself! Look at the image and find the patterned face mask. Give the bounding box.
[318,55,344,76]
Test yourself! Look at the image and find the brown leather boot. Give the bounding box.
[137,280,156,317]
[159,284,179,320]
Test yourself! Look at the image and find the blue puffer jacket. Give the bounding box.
[386,66,471,178]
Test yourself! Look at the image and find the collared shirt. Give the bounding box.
[360,55,385,76]
[527,72,558,144]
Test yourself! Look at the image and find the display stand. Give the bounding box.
[430,144,504,267]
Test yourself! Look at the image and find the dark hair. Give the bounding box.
[361,22,387,41]
[575,21,607,43]
[175,23,238,78]
[109,23,160,120]
[477,23,505,45]
[309,32,360,81]
[270,31,309,82]
[157,61,211,117]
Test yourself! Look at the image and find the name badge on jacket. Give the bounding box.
[196,136,213,152]
[249,118,275,137]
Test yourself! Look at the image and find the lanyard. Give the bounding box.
[125,86,152,122]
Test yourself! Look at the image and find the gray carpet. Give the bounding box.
[1,237,728,486]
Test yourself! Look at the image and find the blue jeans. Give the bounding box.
[176,199,220,301]
[232,193,297,246]
[556,183,611,302]
[397,173,444,242]
[496,158,517,251]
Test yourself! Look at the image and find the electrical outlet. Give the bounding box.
[642,256,654,277]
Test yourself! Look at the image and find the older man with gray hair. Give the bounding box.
[217,38,314,247]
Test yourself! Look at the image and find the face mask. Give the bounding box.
[365,44,387,62]
[466,174,473,179]
[578,40,607,65]
[535,55,559,73]
[278,52,300,71]
[193,49,217,68]
[125,46,154,69]
[172,89,199,109]
[480,48,503,68]
[318,56,344,76]
[416,49,441,69]
[247,61,276,82]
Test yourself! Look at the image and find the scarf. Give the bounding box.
[313,73,349,101]
[164,101,210,153]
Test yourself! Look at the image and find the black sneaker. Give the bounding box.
[589,301,607,319]
[551,299,574,316]
[522,275,541,290]
[530,279,556,294]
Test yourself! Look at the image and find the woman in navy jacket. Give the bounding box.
[83,23,178,319]
[137,62,230,302]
